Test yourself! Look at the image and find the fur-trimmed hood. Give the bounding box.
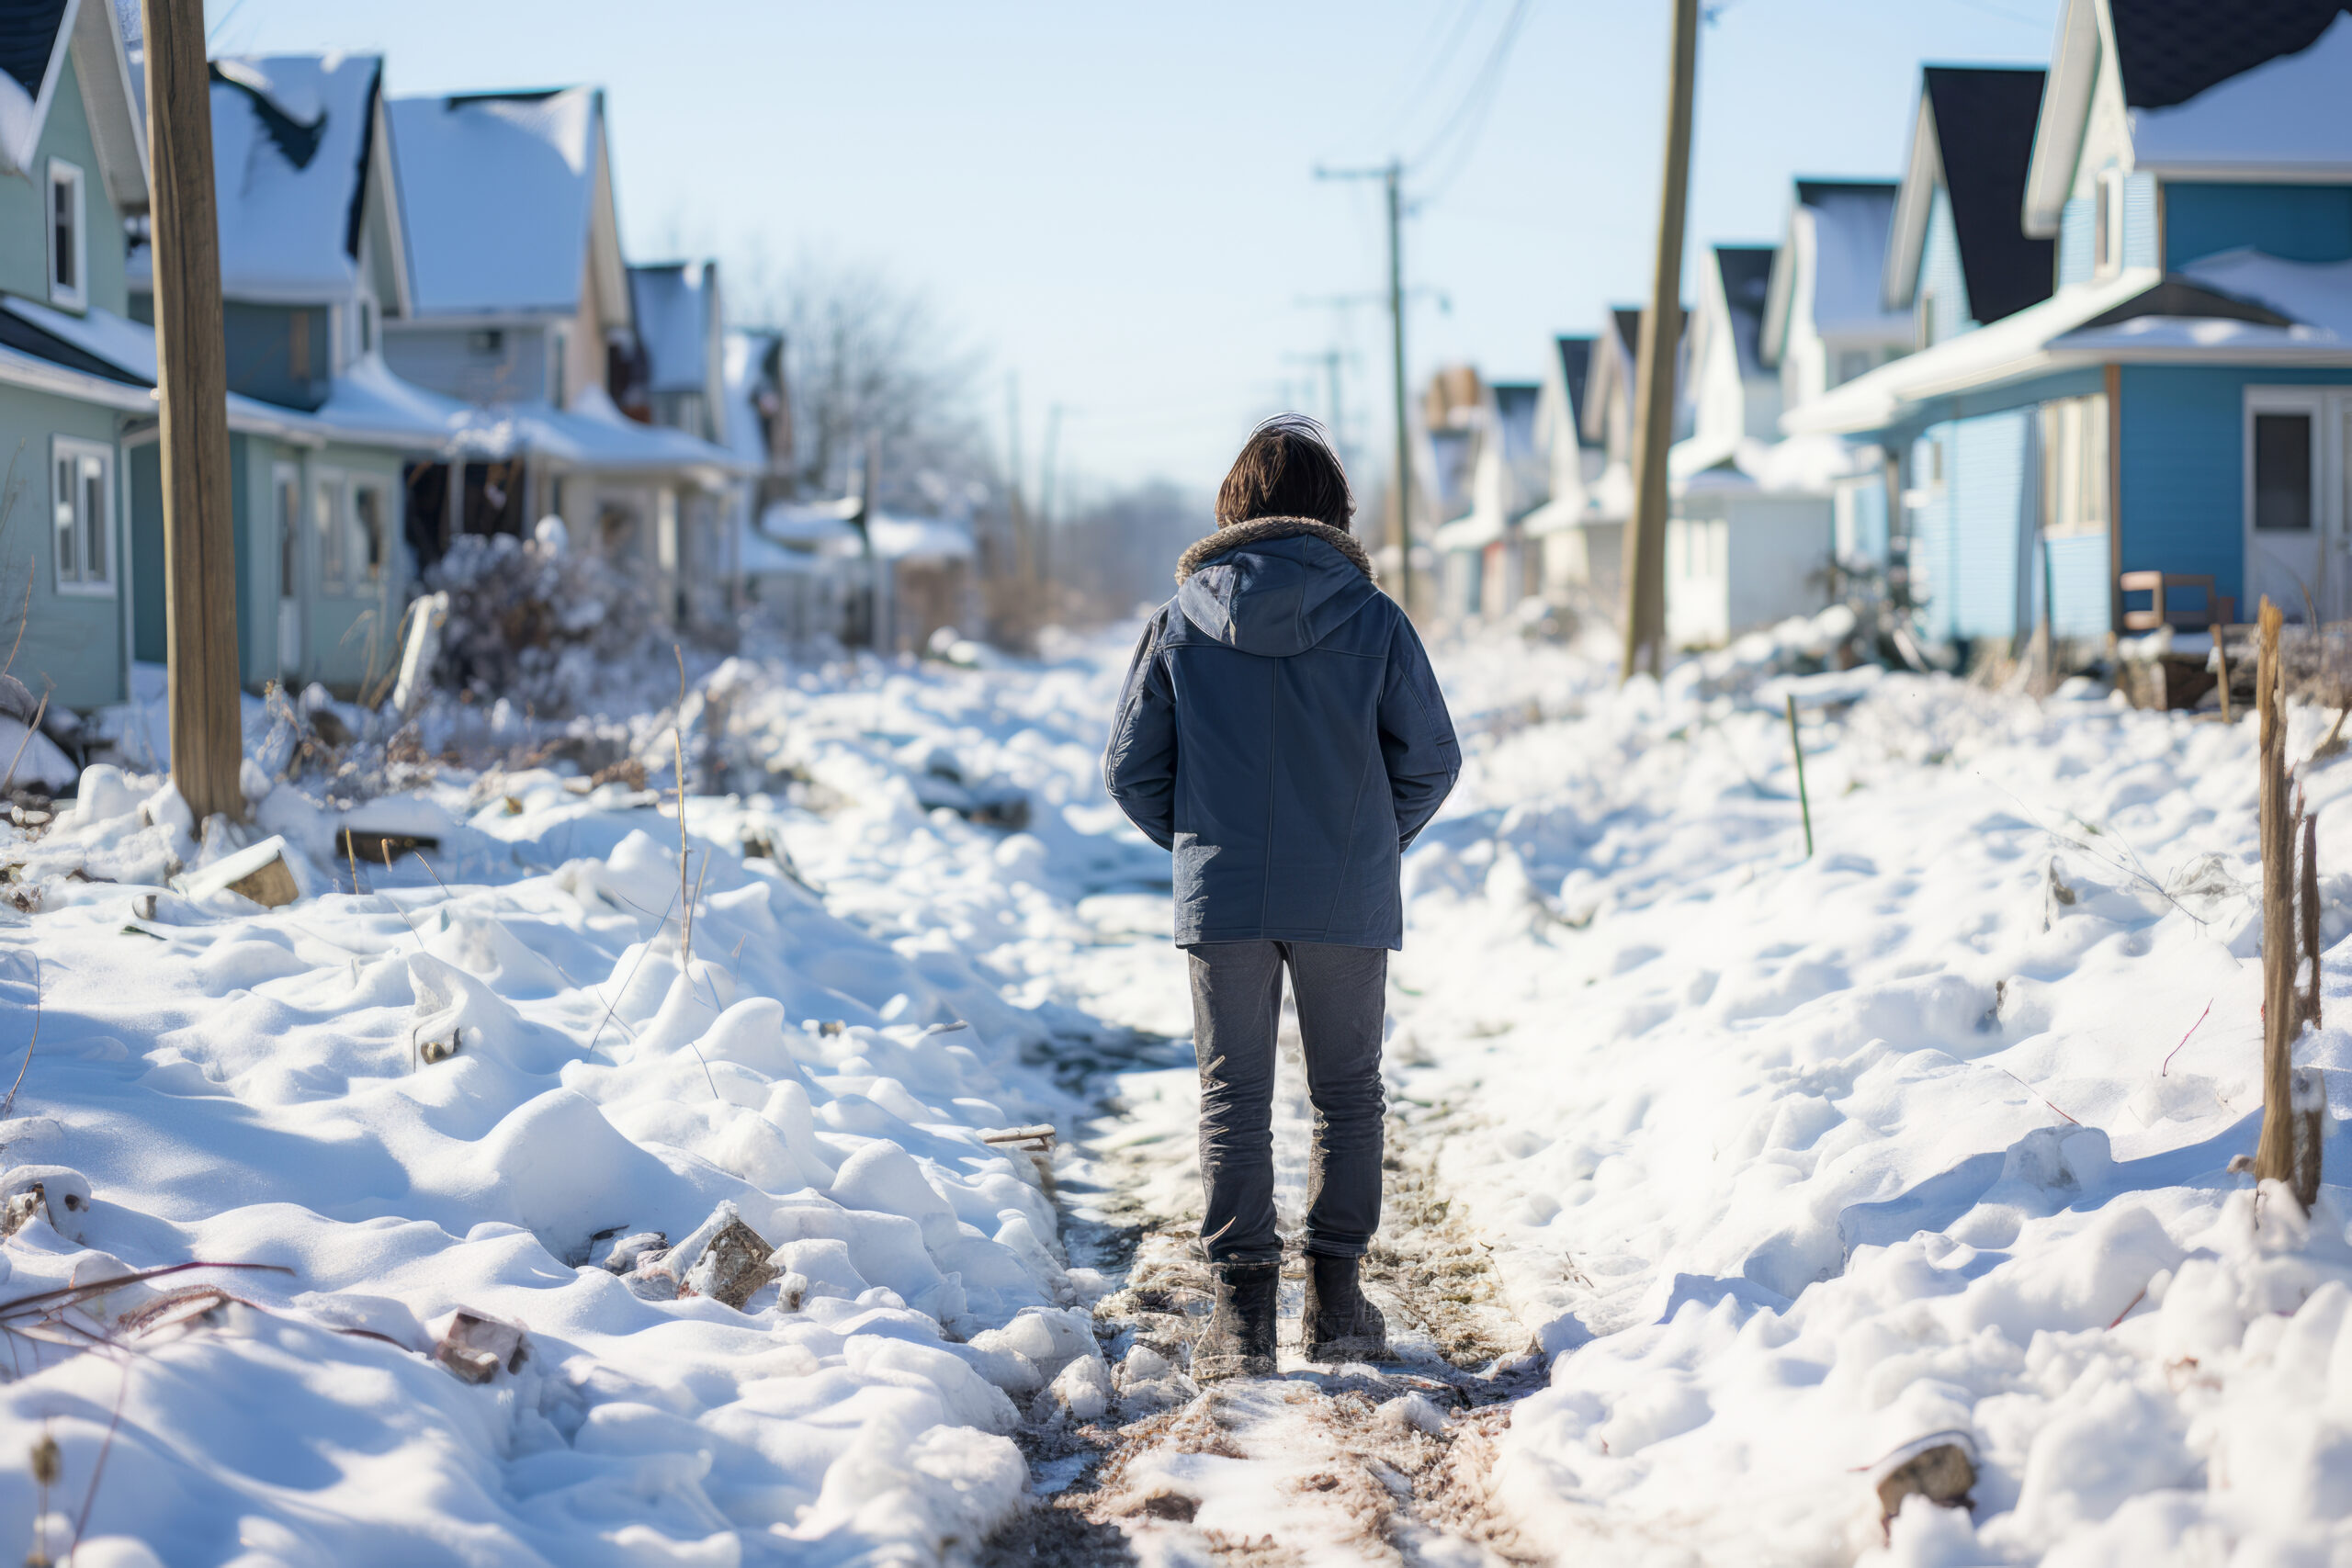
[1172,516,1381,659]
[1175,516,1375,583]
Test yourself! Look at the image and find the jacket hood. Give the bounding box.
[1173,516,1380,658]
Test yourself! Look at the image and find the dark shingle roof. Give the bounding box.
[1714,246,1776,377]
[1555,335,1592,430]
[2108,0,2350,108]
[1922,66,2055,325]
[0,0,68,98]
[1796,177,1900,206]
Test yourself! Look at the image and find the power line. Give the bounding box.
[1409,0,1534,201]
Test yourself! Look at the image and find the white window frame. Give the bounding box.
[47,158,86,310]
[51,436,114,596]
[2094,167,2126,280]
[349,476,391,592]
[314,466,349,594]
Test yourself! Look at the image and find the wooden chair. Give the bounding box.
[2120,570,2234,632]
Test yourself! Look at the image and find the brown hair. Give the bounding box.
[1214,414,1354,531]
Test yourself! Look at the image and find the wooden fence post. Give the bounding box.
[2255,599,2324,1209]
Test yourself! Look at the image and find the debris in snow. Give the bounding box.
[1377,1393,1448,1435]
[1042,1351,1114,1423]
[433,1308,529,1384]
[1871,1434,1977,1524]
[0,1167,91,1243]
[592,1231,667,1274]
[669,1201,777,1310]
[174,834,302,908]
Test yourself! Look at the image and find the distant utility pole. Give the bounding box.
[1285,348,1346,447]
[1038,402,1063,591]
[143,0,243,823]
[1620,0,1701,682]
[1004,373,1032,582]
[1316,160,1414,617]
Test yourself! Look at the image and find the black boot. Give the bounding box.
[1303,1253,1387,1363]
[1192,1261,1280,1382]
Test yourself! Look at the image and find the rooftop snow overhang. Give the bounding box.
[1785,265,2352,436]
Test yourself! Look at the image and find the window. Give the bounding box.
[314,472,391,594]
[358,299,375,355]
[2040,396,2110,538]
[352,480,388,585]
[468,329,504,356]
[276,466,301,601]
[288,310,311,380]
[2094,168,2126,279]
[549,328,568,410]
[51,438,112,593]
[315,473,346,591]
[2254,412,2314,531]
[47,160,85,310]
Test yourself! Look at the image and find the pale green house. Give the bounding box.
[0,0,149,713]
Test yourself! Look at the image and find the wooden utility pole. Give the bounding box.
[1619,0,1701,682]
[1316,162,1413,615]
[143,0,243,823]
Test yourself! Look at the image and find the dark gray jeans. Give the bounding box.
[1186,940,1387,1266]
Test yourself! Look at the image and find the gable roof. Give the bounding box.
[722,327,786,471]
[208,54,390,303]
[629,261,718,396]
[1762,180,1907,364]
[1554,334,1593,435]
[0,0,143,206]
[2028,0,2352,231]
[386,85,625,319]
[1885,67,2054,325]
[1713,244,1776,378]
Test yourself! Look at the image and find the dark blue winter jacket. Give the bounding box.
[1103,517,1461,950]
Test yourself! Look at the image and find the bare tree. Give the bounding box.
[736,250,992,516]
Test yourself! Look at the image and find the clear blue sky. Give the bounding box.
[207,0,2060,495]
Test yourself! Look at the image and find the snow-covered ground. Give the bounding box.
[3,616,2349,1565]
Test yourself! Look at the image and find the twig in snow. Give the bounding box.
[408,851,452,896]
[1976,773,2212,927]
[1996,1066,2081,1125]
[585,884,683,1055]
[68,1353,130,1559]
[0,953,40,1124]
[673,644,694,963]
[2106,1284,2149,1330]
[1,683,51,794]
[2162,999,2214,1077]
[345,833,360,896]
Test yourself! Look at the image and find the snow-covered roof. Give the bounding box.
[738,518,827,577]
[499,382,749,479]
[386,86,609,317]
[2178,247,2352,336]
[1787,263,2352,437]
[755,502,971,560]
[762,499,861,547]
[629,262,717,396]
[0,295,483,448]
[209,53,382,302]
[2130,12,2352,180]
[870,514,974,562]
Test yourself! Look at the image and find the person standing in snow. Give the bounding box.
[1102,414,1461,1381]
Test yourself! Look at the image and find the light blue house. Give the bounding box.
[0,0,148,718]
[1792,3,2352,653]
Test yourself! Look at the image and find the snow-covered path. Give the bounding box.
[9,618,2352,1564]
